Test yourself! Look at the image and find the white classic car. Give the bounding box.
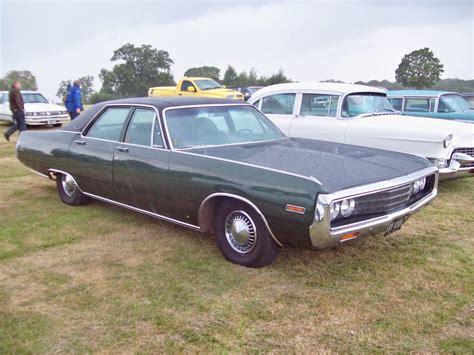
[249,83,474,179]
[0,91,69,126]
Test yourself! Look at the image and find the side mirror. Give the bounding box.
[245,93,250,97]
[187,86,196,93]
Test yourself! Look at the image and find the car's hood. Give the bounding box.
[190,138,433,193]
[24,103,66,112]
[353,114,474,147]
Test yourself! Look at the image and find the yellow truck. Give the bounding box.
[148,77,244,100]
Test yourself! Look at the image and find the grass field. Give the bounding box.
[0,123,473,353]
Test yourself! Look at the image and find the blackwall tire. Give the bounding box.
[214,200,280,267]
[56,173,90,206]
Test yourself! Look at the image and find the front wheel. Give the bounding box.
[56,173,90,206]
[214,201,280,267]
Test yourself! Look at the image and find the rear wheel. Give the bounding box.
[214,201,280,267]
[56,173,90,206]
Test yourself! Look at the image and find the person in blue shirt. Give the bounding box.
[66,80,83,120]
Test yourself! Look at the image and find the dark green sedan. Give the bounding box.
[16,97,438,267]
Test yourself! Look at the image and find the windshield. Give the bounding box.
[341,93,396,117]
[22,93,49,104]
[438,94,470,113]
[248,86,263,94]
[194,79,222,91]
[165,105,285,149]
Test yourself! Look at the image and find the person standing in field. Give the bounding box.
[66,79,83,120]
[4,80,26,141]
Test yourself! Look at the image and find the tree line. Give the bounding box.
[1,45,472,104]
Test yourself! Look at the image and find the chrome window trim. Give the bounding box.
[199,192,283,246]
[161,103,285,151]
[80,103,169,150]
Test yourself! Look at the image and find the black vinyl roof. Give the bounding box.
[62,97,248,132]
[107,96,242,108]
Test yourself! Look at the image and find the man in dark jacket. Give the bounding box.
[65,79,83,120]
[4,81,26,141]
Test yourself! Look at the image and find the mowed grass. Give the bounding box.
[0,123,473,352]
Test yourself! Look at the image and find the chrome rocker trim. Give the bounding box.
[309,168,439,249]
[47,170,280,244]
[48,169,200,231]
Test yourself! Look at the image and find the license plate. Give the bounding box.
[48,120,54,125]
[384,216,408,236]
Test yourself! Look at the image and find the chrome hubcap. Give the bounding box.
[224,210,257,254]
[61,174,77,196]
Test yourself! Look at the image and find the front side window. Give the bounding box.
[261,93,295,115]
[438,94,470,113]
[341,93,396,117]
[124,109,155,147]
[404,98,430,112]
[165,105,284,149]
[301,94,340,117]
[86,107,130,141]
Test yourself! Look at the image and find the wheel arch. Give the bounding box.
[198,193,283,247]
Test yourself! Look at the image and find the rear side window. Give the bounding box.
[124,109,155,146]
[404,98,430,112]
[301,94,340,117]
[87,107,130,141]
[261,93,295,115]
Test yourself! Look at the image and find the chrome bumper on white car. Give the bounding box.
[25,115,69,126]
[439,151,474,180]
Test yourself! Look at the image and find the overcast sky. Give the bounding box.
[1,0,473,100]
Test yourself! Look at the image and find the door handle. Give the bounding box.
[178,93,183,96]
[74,140,86,145]
[116,146,129,153]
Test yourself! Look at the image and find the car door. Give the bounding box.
[113,107,171,215]
[68,106,132,199]
[290,93,347,143]
[259,93,296,135]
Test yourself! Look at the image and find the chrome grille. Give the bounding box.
[354,184,412,214]
[331,173,436,228]
[453,148,474,168]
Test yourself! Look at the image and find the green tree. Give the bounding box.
[395,48,444,89]
[99,43,175,98]
[222,65,238,86]
[56,76,95,103]
[258,69,291,86]
[0,70,38,90]
[184,66,220,81]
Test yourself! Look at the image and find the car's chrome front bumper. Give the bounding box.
[309,169,439,249]
[25,115,69,126]
[439,152,474,180]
